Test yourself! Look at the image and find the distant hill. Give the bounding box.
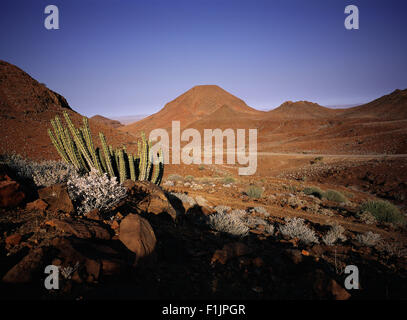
[111,115,148,125]
[121,85,261,134]
[339,89,407,120]
[90,115,123,128]
[267,101,343,120]
[0,60,133,160]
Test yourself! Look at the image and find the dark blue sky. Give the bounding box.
[1,0,407,117]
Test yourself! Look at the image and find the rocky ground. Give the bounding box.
[1,160,406,300]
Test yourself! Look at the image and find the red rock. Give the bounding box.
[252,257,264,268]
[26,199,48,212]
[211,242,251,265]
[5,233,22,246]
[2,248,45,283]
[0,180,25,208]
[46,218,111,240]
[86,209,101,221]
[38,183,73,213]
[119,213,157,261]
[327,279,352,300]
[123,180,177,221]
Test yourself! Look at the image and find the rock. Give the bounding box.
[0,180,25,208]
[5,233,22,246]
[284,249,303,264]
[86,208,101,221]
[2,247,45,283]
[119,213,157,262]
[327,279,351,300]
[26,199,48,212]
[195,195,208,207]
[45,218,111,240]
[123,180,177,221]
[211,242,251,265]
[313,269,351,300]
[252,257,264,268]
[38,183,74,213]
[51,237,126,282]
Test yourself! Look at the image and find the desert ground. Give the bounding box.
[0,60,406,300]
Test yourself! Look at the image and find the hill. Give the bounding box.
[121,85,261,134]
[340,89,407,120]
[267,101,342,120]
[0,60,133,160]
[90,115,124,128]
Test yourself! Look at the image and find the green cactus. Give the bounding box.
[49,111,164,185]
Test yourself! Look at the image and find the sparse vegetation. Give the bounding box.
[184,175,194,182]
[208,211,249,237]
[279,217,319,244]
[357,211,377,225]
[360,200,405,225]
[0,153,76,187]
[310,156,323,165]
[356,231,381,247]
[303,186,324,199]
[245,185,263,199]
[222,176,235,184]
[67,168,127,215]
[322,224,347,246]
[198,165,205,170]
[323,189,347,203]
[167,174,183,181]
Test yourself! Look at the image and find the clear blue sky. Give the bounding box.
[1,0,407,117]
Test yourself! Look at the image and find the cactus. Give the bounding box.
[48,111,164,185]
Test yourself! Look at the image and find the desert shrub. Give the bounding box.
[310,157,323,165]
[357,211,377,225]
[222,176,235,184]
[322,224,347,246]
[286,185,298,193]
[167,174,183,181]
[67,168,127,215]
[323,190,347,203]
[377,241,407,258]
[253,206,269,216]
[214,205,231,214]
[184,175,194,182]
[208,212,249,237]
[303,186,324,199]
[245,185,263,199]
[279,217,319,244]
[198,165,205,171]
[264,224,275,235]
[356,231,381,247]
[230,209,247,217]
[360,200,405,225]
[170,192,196,206]
[1,153,76,187]
[243,216,268,228]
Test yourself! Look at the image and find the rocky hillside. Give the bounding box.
[0,60,134,160]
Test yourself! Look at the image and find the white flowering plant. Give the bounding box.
[67,168,127,215]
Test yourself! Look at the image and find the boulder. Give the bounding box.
[0,180,25,208]
[119,213,156,262]
[45,218,111,240]
[123,180,177,221]
[38,183,74,213]
[2,247,45,283]
[26,199,48,212]
[211,242,252,265]
[5,233,22,246]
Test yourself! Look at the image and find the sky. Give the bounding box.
[1,0,407,117]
